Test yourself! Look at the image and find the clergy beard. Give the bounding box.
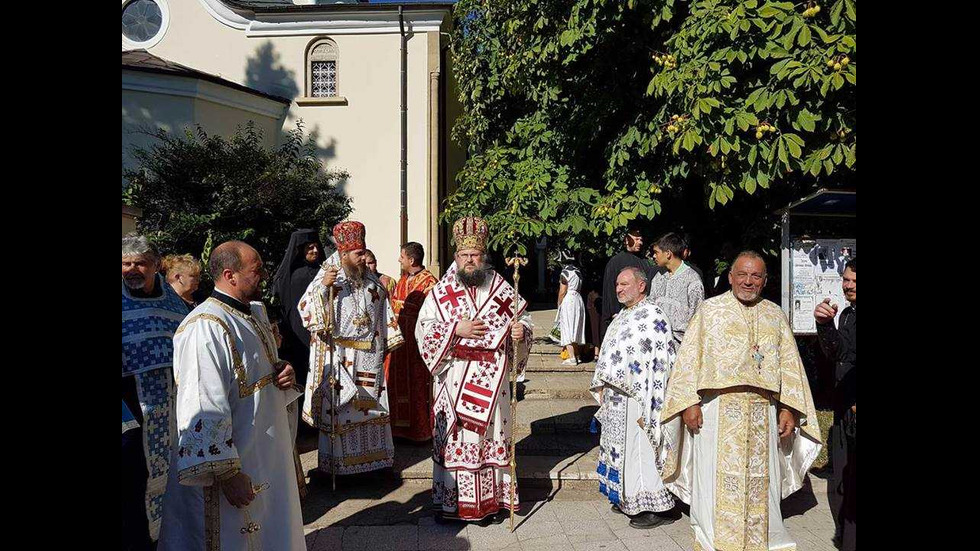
[123,275,146,290]
[733,288,762,304]
[342,260,366,285]
[456,264,491,288]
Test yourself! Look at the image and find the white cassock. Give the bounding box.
[416,263,532,521]
[159,294,305,551]
[558,266,586,346]
[299,253,403,475]
[591,299,676,515]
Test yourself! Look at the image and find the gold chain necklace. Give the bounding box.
[737,299,764,371]
[346,280,373,329]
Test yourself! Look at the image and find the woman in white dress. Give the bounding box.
[556,266,586,365]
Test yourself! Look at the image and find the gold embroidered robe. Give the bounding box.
[660,291,821,551]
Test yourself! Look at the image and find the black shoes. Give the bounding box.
[611,504,625,515]
[628,511,668,529]
[476,511,508,527]
[436,510,508,526]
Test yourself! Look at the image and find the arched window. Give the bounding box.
[307,38,339,98]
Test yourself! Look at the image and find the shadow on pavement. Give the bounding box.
[512,404,599,530]
[302,471,472,550]
[781,476,820,519]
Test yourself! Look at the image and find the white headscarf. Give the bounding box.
[561,266,582,294]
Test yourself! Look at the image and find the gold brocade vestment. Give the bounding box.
[660,291,821,551]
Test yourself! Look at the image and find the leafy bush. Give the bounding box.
[123,121,351,289]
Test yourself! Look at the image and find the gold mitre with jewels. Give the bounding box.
[452,216,489,252]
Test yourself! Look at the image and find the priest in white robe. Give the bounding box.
[299,221,403,476]
[591,266,676,529]
[159,241,305,551]
[416,216,532,524]
[660,251,822,551]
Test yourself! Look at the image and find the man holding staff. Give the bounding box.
[299,221,403,479]
[416,216,533,525]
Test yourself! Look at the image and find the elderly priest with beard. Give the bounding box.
[299,221,403,477]
[660,251,821,551]
[158,241,305,551]
[416,217,532,524]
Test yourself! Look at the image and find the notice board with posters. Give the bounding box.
[790,239,856,334]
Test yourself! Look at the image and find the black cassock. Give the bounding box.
[817,305,856,550]
[271,229,328,387]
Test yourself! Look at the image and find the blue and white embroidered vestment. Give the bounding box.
[122,275,187,538]
[591,298,676,515]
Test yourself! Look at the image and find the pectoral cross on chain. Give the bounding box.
[752,345,764,371]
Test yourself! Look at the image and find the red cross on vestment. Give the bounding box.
[439,286,467,309]
[493,295,514,317]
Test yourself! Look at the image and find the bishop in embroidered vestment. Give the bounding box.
[158,241,305,551]
[415,217,533,522]
[386,241,439,441]
[299,221,404,475]
[660,252,821,551]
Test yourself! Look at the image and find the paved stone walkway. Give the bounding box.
[301,307,837,550]
[302,476,837,551]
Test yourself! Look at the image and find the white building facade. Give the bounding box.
[122,0,464,276]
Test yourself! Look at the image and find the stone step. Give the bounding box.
[520,372,594,401]
[530,338,563,355]
[515,398,597,435]
[299,406,601,486]
[529,337,599,359]
[297,361,603,490]
[300,444,601,490]
[524,355,595,373]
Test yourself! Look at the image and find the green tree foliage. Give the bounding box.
[123,122,352,282]
[444,0,855,257]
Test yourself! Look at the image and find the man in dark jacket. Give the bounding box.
[599,228,657,343]
[815,257,856,551]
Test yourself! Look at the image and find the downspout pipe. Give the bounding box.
[399,6,408,246]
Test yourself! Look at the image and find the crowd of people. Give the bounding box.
[122,217,856,551]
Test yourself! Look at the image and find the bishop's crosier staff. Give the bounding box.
[504,254,527,533]
[315,256,340,492]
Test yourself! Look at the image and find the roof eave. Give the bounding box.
[220,1,455,15]
[122,56,292,105]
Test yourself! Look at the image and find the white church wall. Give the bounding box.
[134,0,447,279]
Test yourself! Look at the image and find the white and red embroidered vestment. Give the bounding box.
[415,263,532,520]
